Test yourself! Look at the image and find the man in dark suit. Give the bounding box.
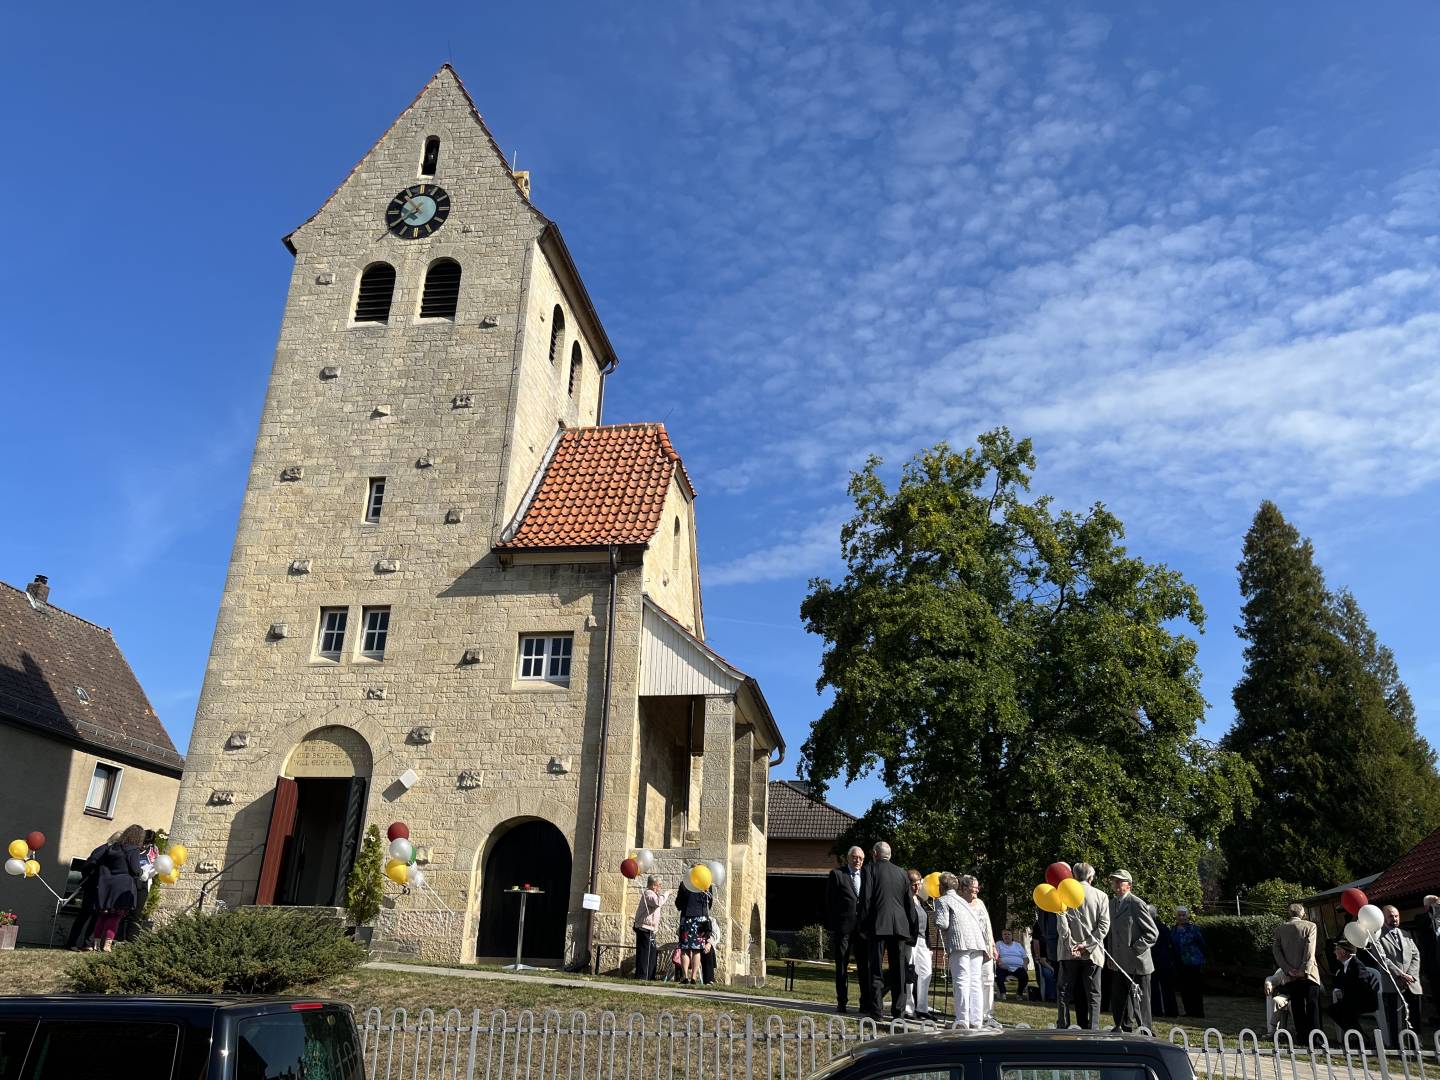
[1409,896,1440,1022]
[860,840,919,1021]
[824,846,868,1013]
[1330,939,1382,1038]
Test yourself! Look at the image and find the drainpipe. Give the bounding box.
[584,544,621,969]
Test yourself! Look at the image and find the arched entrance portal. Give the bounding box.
[477,819,571,962]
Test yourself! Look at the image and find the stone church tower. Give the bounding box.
[166,66,782,979]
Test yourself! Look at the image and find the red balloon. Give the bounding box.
[387,822,410,842]
[1341,888,1368,917]
[1045,862,1074,888]
[620,858,639,880]
[25,831,45,852]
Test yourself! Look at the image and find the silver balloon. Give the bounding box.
[409,868,427,889]
[706,859,726,888]
[638,849,655,873]
[1343,920,1371,949]
[3,858,23,877]
[154,854,175,877]
[1356,904,1385,934]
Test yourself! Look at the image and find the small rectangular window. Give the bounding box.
[518,634,573,685]
[318,608,348,658]
[85,762,123,817]
[365,478,386,523]
[362,606,391,659]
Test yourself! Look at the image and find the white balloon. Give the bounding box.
[154,854,175,877]
[3,858,23,877]
[409,868,426,889]
[706,859,726,888]
[638,849,655,873]
[678,872,694,892]
[1344,920,1371,949]
[389,838,414,863]
[1356,904,1385,934]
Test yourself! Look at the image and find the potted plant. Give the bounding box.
[344,825,385,947]
[0,911,18,951]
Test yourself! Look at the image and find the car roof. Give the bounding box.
[0,995,346,1018]
[840,1029,1189,1061]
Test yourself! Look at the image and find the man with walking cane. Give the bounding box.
[1105,870,1158,1031]
[1057,862,1109,1029]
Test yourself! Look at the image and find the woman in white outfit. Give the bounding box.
[933,872,989,1027]
[903,869,934,1020]
[965,876,999,1028]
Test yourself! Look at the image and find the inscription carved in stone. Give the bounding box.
[376,558,399,573]
[366,687,387,701]
[320,365,341,380]
[409,726,435,744]
[289,559,311,575]
[280,466,304,482]
[209,790,235,806]
[458,770,484,789]
[268,623,289,640]
[445,508,464,524]
[225,731,250,750]
[452,394,472,409]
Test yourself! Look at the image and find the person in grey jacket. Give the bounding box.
[1057,862,1110,1030]
[1377,905,1422,1047]
[1105,869,1159,1031]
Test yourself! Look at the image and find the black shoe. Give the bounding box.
[866,1012,886,1023]
[836,1005,848,1015]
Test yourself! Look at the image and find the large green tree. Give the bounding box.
[799,430,1254,926]
[1221,502,1440,889]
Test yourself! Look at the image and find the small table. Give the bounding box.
[503,885,545,971]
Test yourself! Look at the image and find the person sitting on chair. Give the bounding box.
[995,929,1029,999]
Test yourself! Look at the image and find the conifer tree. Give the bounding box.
[1221,502,1440,889]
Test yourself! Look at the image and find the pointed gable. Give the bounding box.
[498,424,695,549]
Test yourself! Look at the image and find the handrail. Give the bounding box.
[193,840,268,913]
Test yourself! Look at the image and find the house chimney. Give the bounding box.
[26,575,50,604]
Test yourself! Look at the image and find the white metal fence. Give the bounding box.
[356,1008,1440,1080]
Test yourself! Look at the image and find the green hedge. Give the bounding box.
[794,924,828,961]
[68,910,366,994]
[1191,914,1281,977]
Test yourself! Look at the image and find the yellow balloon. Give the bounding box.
[168,844,189,868]
[159,869,180,885]
[1033,883,1064,913]
[23,859,40,878]
[923,872,942,899]
[385,859,410,885]
[689,864,713,891]
[7,840,27,860]
[1056,878,1086,910]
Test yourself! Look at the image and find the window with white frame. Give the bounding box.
[518,633,573,684]
[365,478,386,523]
[317,608,348,659]
[361,606,391,659]
[85,762,123,816]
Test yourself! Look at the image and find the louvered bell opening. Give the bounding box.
[354,264,396,323]
[420,259,462,319]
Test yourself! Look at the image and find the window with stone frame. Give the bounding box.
[317,607,348,659]
[568,342,582,396]
[361,606,391,659]
[85,762,123,817]
[420,135,441,176]
[365,478,386,523]
[548,305,566,365]
[518,633,573,684]
[353,263,396,324]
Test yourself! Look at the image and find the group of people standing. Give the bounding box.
[631,874,717,984]
[64,824,158,951]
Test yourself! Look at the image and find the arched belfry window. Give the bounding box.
[671,516,682,577]
[568,342,582,397]
[549,306,566,365]
[419,258,461,319]
[420,136,441,176]
[354,263,396,324]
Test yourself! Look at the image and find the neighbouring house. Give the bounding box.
[765,780,856,949]
[0,575,183,944]
[163,66,783,980]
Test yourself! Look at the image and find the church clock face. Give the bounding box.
[386,184,451,239]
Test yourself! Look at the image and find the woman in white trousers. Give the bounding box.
[904,869,934,1020]
[933,872,988,1027]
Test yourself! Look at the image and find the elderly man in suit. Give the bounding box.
[1330,939,1382,1038]
[1105,870,1159,1031]
[1410,896,1440,1023]
[1377,905,1422,1047]
[1273,903,1321,1040]
[824,846,868,1014]
[859,840,919,1021]
[1057,861,1110,1030]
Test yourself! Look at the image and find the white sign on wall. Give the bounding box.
[582,893,602,911]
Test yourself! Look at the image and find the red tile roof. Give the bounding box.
[1367,825,1440,905]
[767,780,857,841]
[498,424,695,549]
[0,581,182,773]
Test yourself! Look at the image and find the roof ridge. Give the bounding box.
[0,581,114,636]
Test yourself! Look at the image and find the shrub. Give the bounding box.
[794,923,828,961]
[1192,914,1282,976]
[67,910,366,995]
[1247,878,1313,916]
[764,937,786,960]
[345,825,385,927]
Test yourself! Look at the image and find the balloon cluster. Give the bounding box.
[1340,888,1384,949]
[4,832,46,879]
[384,822,427,889]
[620,848,656,880]
[1032,862,1086,913]
[152,842,189,885]
[681,859,726,892]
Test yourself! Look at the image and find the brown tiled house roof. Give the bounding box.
[1368,825,1440,906]
[0,581,182,773]
[767,780,857,841]
[498,424,696,549]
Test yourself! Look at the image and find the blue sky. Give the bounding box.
[4,3,1439,816]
